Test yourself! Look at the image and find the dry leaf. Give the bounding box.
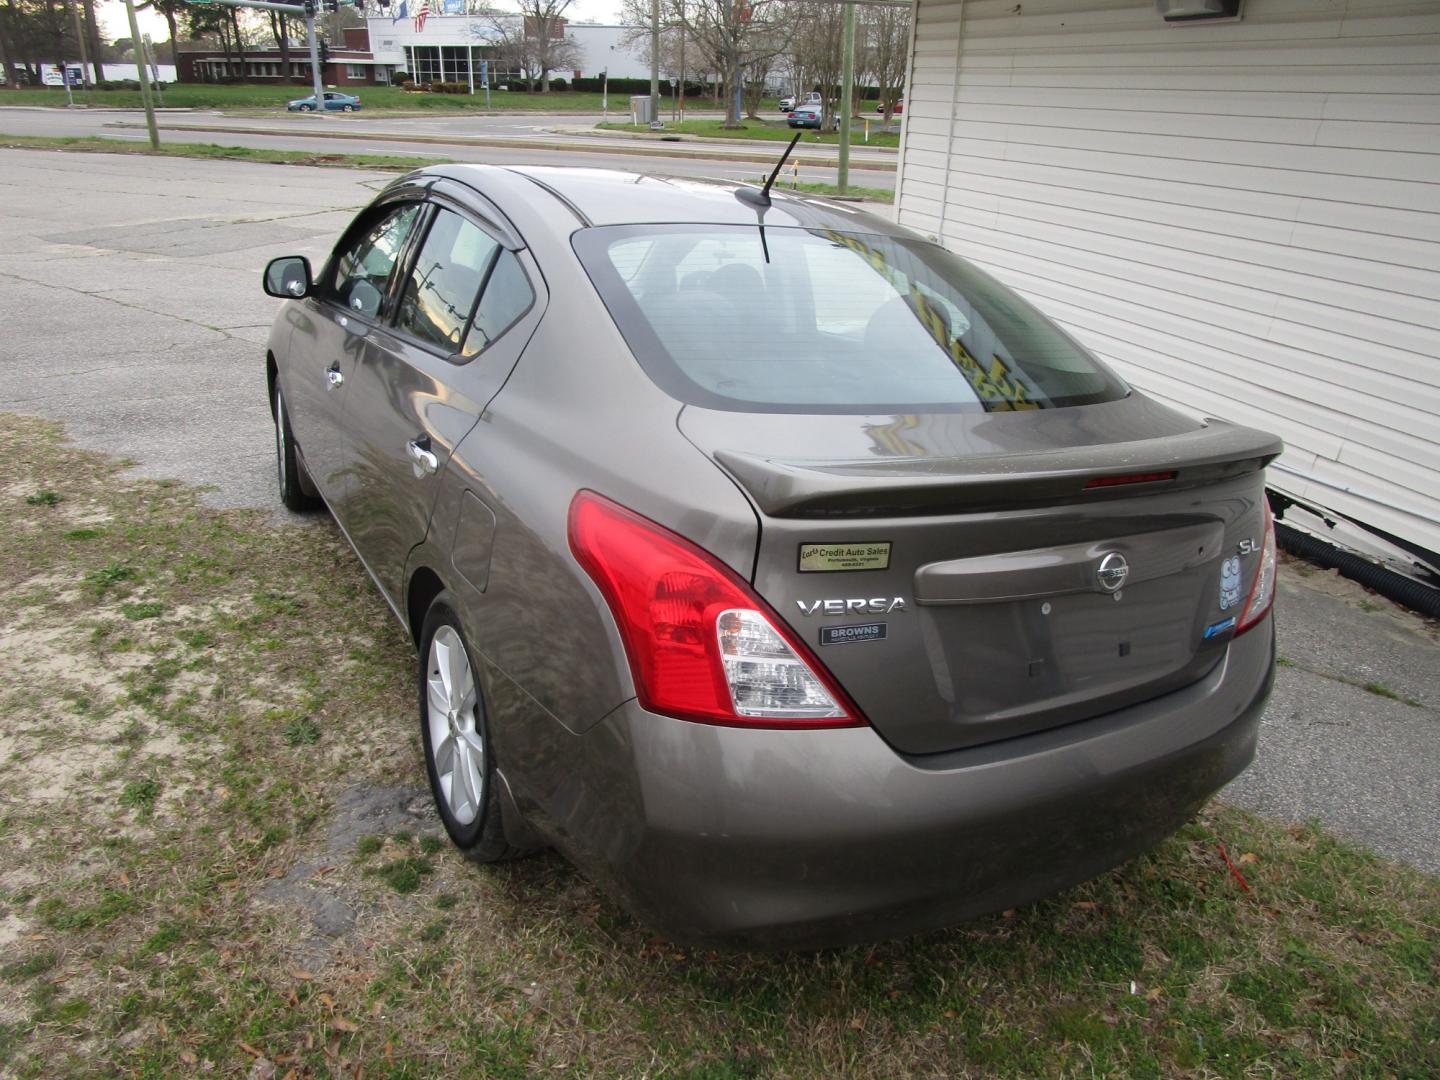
[1146,987,1164,1001]
[179,1050,199,1066]
[237,1040,264,1058]
[1237,852,1260,866]
[847,1015,865,1031]
[288,968,315,982]
[331,1016,360,1033]
[318,992,336,1009]
[1072,900,1097,911]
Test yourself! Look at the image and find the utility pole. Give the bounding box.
[64,0,92,92]
[837,0,855,194]
[303,0,325,110]
[649,0,660,126]
[122,0,159,147]
[144,35,164,106]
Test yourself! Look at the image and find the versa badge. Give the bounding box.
[798,597,907,617]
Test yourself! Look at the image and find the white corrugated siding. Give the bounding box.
[895,0,1440,557]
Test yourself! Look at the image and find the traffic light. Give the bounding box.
[322,0,338,11]
[318,39,330,66]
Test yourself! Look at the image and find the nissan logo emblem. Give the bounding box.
[1097,552,1129,592]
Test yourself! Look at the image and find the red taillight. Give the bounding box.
[567,491,864,729]
[1236,498,1277,635]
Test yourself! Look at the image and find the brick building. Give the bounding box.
[177,27,393,87]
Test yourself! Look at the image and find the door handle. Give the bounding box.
[406,437,438,478]
[326,365,344,390]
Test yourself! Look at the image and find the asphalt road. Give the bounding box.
[1,149,1435,876]
[0,105,897,191]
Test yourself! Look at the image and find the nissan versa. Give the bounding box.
[261,164,1280,947]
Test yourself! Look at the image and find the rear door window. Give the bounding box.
[395,208,500,352]
[461,250,535,358]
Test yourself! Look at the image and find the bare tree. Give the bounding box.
[138,0,185,70]
[495,0,580,92]
[265,8,292,83]
[862,2,908,124]
[679,0,787,126]
[785,0,843,129]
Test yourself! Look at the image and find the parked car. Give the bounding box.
[779,91,821,112]
[287,90,362,112]
[787,104,838,131]
[261,164,1280,948]
[877,98,903,114]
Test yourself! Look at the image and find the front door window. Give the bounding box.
[328,204,422,319]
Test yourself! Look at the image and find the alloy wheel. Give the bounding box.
[426,625,485,826]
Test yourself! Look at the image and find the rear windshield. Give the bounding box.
[573,224,1128,413]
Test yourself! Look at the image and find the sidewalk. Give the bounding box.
[1223,558,1440,873]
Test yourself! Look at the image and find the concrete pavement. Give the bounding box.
[1,148,1435,875]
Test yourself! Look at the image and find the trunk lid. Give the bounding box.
[680,396,1281,754]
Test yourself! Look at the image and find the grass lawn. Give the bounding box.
[0,134,449,171]
[0,412,1436,1078]
[599,116,902,148]
[0,84,621,113]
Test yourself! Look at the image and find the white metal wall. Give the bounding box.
[895,0,1440,559]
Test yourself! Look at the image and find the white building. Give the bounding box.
[894,0,1440,578]
[365,14,649,85]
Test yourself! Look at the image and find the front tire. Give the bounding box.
[419,594,518,862]
[299,103,314,112]
[342,104,354,112]
[272,384,320,512]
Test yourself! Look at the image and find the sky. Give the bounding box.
[98,1,625,45]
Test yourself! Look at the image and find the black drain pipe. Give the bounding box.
[1275,522,1440,619]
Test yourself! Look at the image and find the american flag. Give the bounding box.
[414,0,430,33]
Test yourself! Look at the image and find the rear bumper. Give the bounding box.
[535,615,1274,949]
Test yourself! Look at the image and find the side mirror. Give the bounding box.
[263,256,313,299]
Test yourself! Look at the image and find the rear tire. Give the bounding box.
[300,103,314,112]
[418,594,521,863]
[342,104,354,112]
[272,384,321,512]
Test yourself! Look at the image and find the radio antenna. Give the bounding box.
[736,131,804,210]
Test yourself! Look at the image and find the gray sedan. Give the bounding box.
[262,165,1279,947]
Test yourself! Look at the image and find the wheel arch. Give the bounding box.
[406,564,447,647]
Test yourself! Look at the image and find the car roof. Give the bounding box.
[420,164,914,238]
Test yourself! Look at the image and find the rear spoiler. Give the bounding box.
[714,420,1282,518]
